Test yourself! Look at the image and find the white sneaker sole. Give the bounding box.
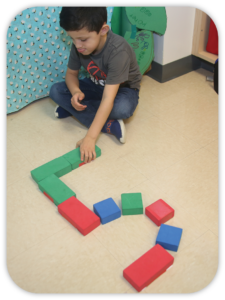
[54,105,59,118]
[118,119,126,143]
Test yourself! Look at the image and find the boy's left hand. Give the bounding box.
[76,136,96,163]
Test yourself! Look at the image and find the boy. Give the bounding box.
[50,7,142,163]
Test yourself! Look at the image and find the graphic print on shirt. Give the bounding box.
[87,61,107,86]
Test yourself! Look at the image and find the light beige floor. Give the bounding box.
[7,68,218,293]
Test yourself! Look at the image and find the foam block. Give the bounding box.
[31,156,72,183]
[93,197,121,224]
[43,192,54,203]
[79,162,86,167]
[38,174,76,206]
[58,196,101,236]
[123,244,174,292]
[63,145,101,170]
[121,193,143,215]
[145,199,174,226]
[156,224,183,252]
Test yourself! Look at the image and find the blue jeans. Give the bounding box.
[49,78,139,129]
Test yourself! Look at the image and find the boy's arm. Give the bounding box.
[77,83,120,163]
[65,67,81,95]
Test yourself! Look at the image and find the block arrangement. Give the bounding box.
[123,244,174,292]
[145,199,174,226]
[121,193,143,215]
[93,197,121,224]
[31,145,101,235]
[31,146,184,292]
[122,198,184,291]
[156,224,183,252]
[31,145,101,183]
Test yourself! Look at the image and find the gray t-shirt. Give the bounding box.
[67,30,142,90]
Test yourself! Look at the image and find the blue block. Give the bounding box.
[93,198,121,224]
[156,224,183,252]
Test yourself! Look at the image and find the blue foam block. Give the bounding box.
[93,198,121,224]
[156,224,183,252]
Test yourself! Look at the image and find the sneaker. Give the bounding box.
[117,119,126,143]
[104,119,126,143]
[54,105,72,118]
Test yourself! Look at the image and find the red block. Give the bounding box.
[79,162,86,167]
[145,199,174,226]
[123,244,174,292]
[79,160,94,167]
[58,196,100,236]
[44,191,54,203]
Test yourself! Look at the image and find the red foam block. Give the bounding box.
[79,160,94,167]
[44,191,54,203]
[145,199,174,226]
[58,196,100,236]
[123,244,174,292]
[79,162,86,167]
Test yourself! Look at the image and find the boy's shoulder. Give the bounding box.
[107,30,132,53]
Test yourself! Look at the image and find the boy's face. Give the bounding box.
[67,24,109,56]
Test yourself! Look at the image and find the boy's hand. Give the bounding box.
[76,136,96,163]
[71,91,87,111]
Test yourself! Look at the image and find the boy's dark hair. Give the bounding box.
[60,7,107,33]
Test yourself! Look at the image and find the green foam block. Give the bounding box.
[121,193,143,215]
[62,145,101,170]
[38,174,76,206]
[31,156,72,183]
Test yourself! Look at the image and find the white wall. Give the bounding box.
[153,6,196,65]
[153,33,164,64]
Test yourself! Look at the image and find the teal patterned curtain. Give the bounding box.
[6,7,114,114]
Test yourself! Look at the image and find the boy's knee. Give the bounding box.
[111,89,139,119]
[49,83,59,100]
[116,98,138,119]
[49,82,68,101]
[120,108,135,119]
[110,102,136,120]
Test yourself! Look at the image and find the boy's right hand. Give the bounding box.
[71,91,87,111]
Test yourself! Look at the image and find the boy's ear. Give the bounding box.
[100,23,110,35]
